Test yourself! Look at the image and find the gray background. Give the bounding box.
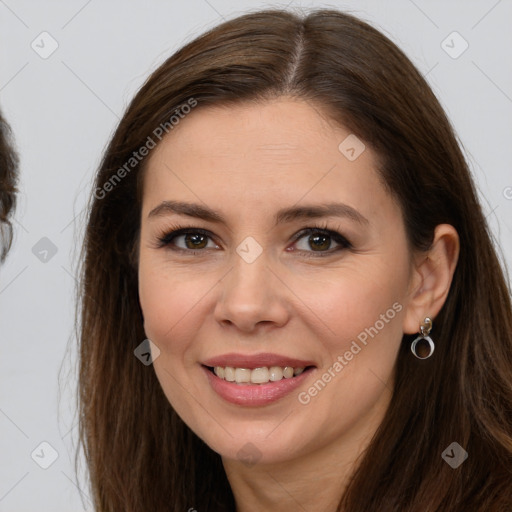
[1,1,511,510]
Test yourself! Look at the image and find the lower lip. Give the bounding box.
[202,365,315,407]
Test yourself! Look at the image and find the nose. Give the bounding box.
[214,250,290,333]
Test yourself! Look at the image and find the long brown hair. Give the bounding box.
[77,8,512,511]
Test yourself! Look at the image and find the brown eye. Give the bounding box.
[307,233,332,251]
[293,228,350,255]
[157,226,351,257]
[158,228,218,252]
[183,232,209,250]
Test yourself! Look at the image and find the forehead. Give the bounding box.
[149,98,361,166]
[141,98,394,226]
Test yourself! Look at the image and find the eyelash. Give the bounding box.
[155,222,353,258]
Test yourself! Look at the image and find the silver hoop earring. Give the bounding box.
[411,317,435,359]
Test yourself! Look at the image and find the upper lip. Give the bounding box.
[202,352,316,369]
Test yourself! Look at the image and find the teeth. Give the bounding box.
[213,365,306,384]
[251,367,269,384]
[224,367,235,382]
[269,366,283,381]
[283,366,294,378]
[234,368,251,383]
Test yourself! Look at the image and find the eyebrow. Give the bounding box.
[148,200,369,226]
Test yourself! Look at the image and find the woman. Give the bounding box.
[0,109,18,262]
[78,8,512,511]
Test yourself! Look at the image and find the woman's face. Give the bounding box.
[138,98,416,465]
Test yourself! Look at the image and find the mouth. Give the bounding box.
[203,364,316,385]
[201,361,317,407]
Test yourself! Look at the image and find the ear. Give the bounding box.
[402,224,460,335]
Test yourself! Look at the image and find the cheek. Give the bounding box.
[301,271,405,419]
[138,260,196,352]
[305,262,407,363]
[138,256,224,362]
[315,266,403,322]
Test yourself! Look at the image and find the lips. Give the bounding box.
[201,352,317,406]
[202,352,316,369]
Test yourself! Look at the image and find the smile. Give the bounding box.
[211,365,307,384]
[202,364,316,406]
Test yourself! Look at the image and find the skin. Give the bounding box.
[138,98,459,511]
